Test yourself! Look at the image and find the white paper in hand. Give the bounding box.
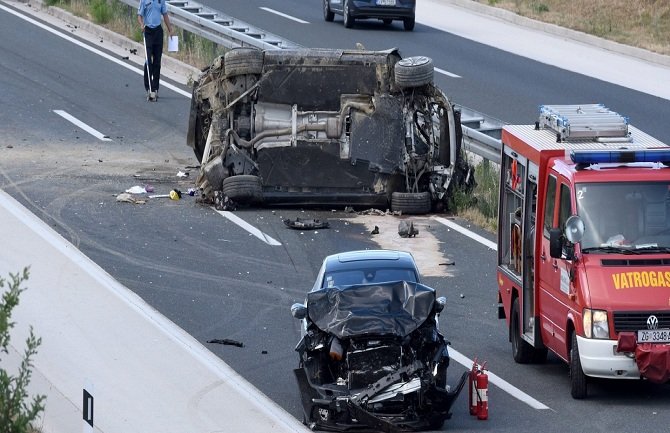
[168,36,179,52]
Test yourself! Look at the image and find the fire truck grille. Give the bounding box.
[613,311,670,332]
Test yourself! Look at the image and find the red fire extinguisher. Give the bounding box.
[476,362,489,420]
[468,358,479,415]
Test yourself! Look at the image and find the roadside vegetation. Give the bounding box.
[479,0,670,55]
[0,268,45,433]
[44,0,226,69]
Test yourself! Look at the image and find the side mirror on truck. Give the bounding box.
[550,215,584,260]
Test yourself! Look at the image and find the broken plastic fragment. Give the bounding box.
[284,217,330,230]
[125,185,146,194]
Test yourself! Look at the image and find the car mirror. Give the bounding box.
[291,303,307,320]
[435,296,446,314]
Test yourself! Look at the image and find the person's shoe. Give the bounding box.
[149,91,156,101]
[154,90,159,100]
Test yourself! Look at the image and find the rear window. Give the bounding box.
[323,268,417,288]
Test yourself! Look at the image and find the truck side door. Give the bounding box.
[538,173,574,360]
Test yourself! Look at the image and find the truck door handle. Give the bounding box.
[552,260,558,270]
[540,253,546,261]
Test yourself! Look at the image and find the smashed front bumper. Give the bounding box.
[294,366,467,432]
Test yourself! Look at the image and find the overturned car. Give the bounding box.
[187,47,473,214]
[290,250,467,431]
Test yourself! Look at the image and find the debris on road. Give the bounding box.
[398,220,419,238]
[371,225,379,235]
[284,217,330,230]
[125,185,147,194]
[116,193,145,204]
[207,338,244,347]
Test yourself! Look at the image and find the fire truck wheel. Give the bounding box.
[511,298,534,364]
[570,332,588,399]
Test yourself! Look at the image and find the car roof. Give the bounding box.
[323,249,417,271]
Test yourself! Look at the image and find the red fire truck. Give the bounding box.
[496,104,670,398]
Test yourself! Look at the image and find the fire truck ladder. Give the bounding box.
[538,104,629,142]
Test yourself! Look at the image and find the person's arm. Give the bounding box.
[163,13,174,36]
[137,0,145,32]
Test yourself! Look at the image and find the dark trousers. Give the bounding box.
[143,26,163,92]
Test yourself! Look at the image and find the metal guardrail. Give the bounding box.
[458,105,504,164]
[124,0,504,161]
[120,0,302,50]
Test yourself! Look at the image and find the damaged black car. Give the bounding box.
[290,250,467,431]
[187,47,473,214]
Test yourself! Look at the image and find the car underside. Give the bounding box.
[187,47,474,214]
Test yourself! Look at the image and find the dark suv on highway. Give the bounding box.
[323,0,416,31]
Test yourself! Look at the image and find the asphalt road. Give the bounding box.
[1,0,670,431]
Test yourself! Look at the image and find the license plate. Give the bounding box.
[377,0,396,5]
[637,329,670,343]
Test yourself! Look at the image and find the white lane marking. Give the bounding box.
[0,3,191,98]
[53,110,112,141]
[434,67,461,78]
[0,190,305,432]
[432,216,497,250]
[214,208,282,246]
[260,7,309,24]
[448,347,551,410]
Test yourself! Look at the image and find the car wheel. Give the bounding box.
[323,0,334,22]
[343,0,354,28]
[403,16,415,31]
[222,175,263,203]
[391,191,432,215]
[570,332,588,399]
[382,18,392,25]
[511,298,534,363]
[394,56,433,88]
[224,48,263,77]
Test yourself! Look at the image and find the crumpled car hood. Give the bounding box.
[307,281,436,338]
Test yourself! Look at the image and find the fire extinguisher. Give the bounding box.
[468,358,479,416]
[476,362,489,420]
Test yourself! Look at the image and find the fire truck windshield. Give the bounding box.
[576,182,670,250]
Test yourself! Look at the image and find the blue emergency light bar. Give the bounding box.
[570,149,670,165]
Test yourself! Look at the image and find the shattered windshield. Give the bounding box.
[577,182,670,251]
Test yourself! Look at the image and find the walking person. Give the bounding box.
[137,0,173,101]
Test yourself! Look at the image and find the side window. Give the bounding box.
[558,183,572,230]
[543,175,557,237]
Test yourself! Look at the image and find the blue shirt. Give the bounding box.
[138,0,167,29]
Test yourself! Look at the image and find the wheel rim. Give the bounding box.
[344,0,349,24]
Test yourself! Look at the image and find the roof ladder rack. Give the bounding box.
[538,104,629,141]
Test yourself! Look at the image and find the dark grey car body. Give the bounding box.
[323,0,416,31]
[291,250,467,431]
[187,47,472,214]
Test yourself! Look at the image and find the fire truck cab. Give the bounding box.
[497,104,670,398]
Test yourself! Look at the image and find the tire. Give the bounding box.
[403,16,415,31]
[224,48,263,77]
[570,332,588,399]
[222,175,263,203]
[382,18,392,25]
[511,298,534,364]
[394,56,433,88]
[391,191,432,215]
[343,0,354,28]
[323,0,334,22]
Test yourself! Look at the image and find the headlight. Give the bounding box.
[583,308,610,339]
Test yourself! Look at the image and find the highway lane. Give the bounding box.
[197,0,670,143]
[2,1,670,431]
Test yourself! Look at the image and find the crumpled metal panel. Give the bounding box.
[307,281,436,338]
